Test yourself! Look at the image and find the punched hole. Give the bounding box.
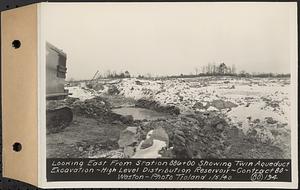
[12,142,22,152]
[12,40,21,49]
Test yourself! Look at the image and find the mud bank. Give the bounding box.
[136,99,180,115]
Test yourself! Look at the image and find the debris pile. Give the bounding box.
[136,99,180,115]
[47,76,291,159]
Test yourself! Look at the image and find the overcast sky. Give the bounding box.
[44,3,296,80]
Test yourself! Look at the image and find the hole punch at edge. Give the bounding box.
[12,142,22,152]
[12,40,21,49]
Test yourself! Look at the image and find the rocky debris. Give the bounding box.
[137,112,234,159]
[136,99,180,115]
[120,115,134,124]
[68,96,134,125]
[65,97,79,106]
[192,102,206,109]
[210,99,238,110]
[49,77,290,159]
[133,127,169,158]
[90,149,125,158]
[110,113,134,124]
[261,97,280,110]
[47,98,75,111]
[135,80,143,85]
[173,129,193,158]
[265,117,278,124]
[140,138,153,149]
[107,85,120,95]
[87,82,104,91]
[118,126,140,158]
[71,96,111,118]
[207,106,219,111]
[151,127,169,146]
[118,127,139,148]
[124,146,135,157]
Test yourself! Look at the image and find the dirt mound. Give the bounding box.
[139,112,286,159]
[107,85,120,95]
[136,99,180,115]
[86,82,105,91]
[71,96,111,118]
[210,99,238,110]
[69,96,133,125]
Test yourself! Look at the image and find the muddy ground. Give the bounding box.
[47,77,290,159]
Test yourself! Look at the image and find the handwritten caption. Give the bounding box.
[47,159,291,182]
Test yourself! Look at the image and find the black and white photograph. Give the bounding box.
[45,3,295,161]
[0,1,297,189]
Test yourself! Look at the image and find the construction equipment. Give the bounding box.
[46,42,73,133]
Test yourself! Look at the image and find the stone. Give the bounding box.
[107,85,120,95]
[124,146,135,157]
[265,117,277,124]
[216,123,224,131]
[120,115,134,124]
[92,83,104,91]
[192,102,205,109]
[210,99,238,110]
[140,138,154,149]
[132,129,168,158]
[151,127,169,146]
[174,134,186,145]
[135,80,143,85]
[118,127,139,148]
[175,129,185,137]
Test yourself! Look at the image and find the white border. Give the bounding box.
[37,2,47,188]
[38,2,298,189]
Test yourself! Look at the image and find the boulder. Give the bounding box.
[92,83,104,91]
[107,85,120,95]
[192,102,205,109]
[124,146,135,157]
[132,128,169,158]
[135,80,143,85]
[265,117,277,124]
[140,138,154,149]
[118,127,139,148]
[151,127,169,146]
[120,115,134,124]
[210,99,238,110]
[173,130,193,158]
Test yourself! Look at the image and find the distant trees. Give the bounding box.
[197,62,237,76]
[99,63,289,80]
[104,70,131,79]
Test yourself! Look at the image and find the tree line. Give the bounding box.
[72,63,289,81]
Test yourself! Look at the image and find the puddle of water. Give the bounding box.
[112,107,167,120]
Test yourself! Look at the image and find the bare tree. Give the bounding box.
[105,70,111,78]
[231,64,236,74]
[207,63,212,74]
[201,66,206,74]
[194,67,199,75]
